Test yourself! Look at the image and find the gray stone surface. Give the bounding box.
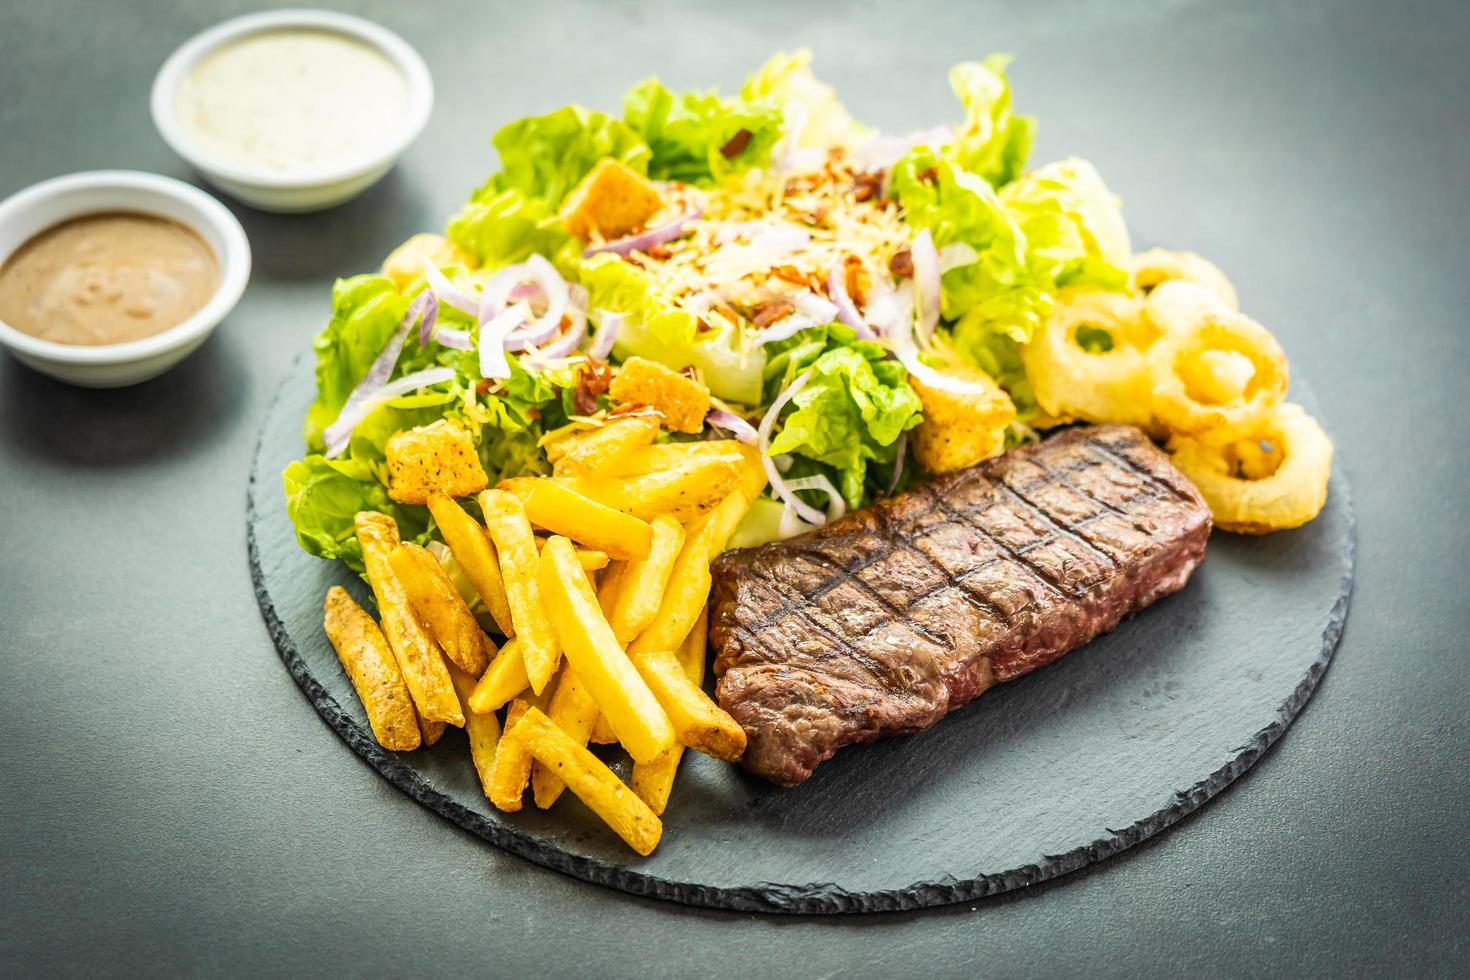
[1,0,1467,974]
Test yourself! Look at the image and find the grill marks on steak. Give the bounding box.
[710,425,1211,787]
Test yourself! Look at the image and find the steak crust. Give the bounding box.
[710,425,1211,787]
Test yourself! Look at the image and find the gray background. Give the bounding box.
[1,0,1465,975]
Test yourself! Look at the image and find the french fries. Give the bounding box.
[633,646,744,761]
[631,610,708,814]
[518,479,654,561]
[490,698,537,812]
[551,416,660,478]
[537,535,675,764]
[608,515,685,643]
[468,638,530,715]
[531,665,601,809]
[425,494,515,637]
[388,542,490,675]
[449,665,501,801]
[478,490,560,694]
[506,707,663,856]
[417,715,448,747]
[598,457,743,523]
[354,512,463,726]
[322,586,421,751]
[627,491,747,658]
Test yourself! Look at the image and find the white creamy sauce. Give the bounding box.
[174,29,410,174]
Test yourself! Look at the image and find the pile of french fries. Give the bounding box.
[322,415,765,855]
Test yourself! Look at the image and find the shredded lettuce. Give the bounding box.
[762,325,922,509]
[623,79,784,183]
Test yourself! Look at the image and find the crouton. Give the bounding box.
[385,420,489,504]
[909,366,1016,474]
[381,234,476,292]
[608,357,711,434]
[559,158,664,241]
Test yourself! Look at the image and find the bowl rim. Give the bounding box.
[150,8,434,190]
[0,170,251,365]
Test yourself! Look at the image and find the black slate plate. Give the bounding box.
[249,354,1353,914]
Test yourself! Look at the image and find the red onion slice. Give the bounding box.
[413,290,440,347]
[322,293,431,457]
[887,431,908,495]
[706,409,758,444]
[434,326,473,351]
[323,366,456,459]
[826,263,878,340]
[757,370,828,525]
[587,311,623,360]
[530,308,588,361]
[421,260,480,316]
[583,209,703,258]
[912,229,941,346]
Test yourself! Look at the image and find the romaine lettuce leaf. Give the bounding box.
[741,49,873,151]
[998,157,1132,287]
[304,275,409,450]
[623,78,784,183]
[762,325,922,508]
[947,54,1036,188]
[282,455,429,573]
[579,253,765,404]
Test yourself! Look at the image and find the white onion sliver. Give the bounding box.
[706,409,758,444]
[583,210,703,258]
[756,371,826,525]
[323,367,456,458]
[434,326,473,351]
[912,229,941,346]
[887,431,909,495]
[322,295,427,456]
[780,474,847,521]
[533,309,587,360]
[587,310,622,360]
[894,340,992,396]
[478,302,528,379]
[422,260,480,316]
[414,291,439,346]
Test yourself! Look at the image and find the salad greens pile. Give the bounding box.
[285,50,1133,570]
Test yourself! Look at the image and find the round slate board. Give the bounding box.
[249,354,1353,914]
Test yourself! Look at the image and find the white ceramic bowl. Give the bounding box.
[0,170,250,387]
[150,9,433,213]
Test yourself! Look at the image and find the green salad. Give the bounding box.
[284,50,1133,571]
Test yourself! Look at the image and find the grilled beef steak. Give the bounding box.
[710,424,1211,787]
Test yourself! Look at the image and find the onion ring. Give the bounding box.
[1021,289,1153,428]
[1147,304,1288,445]
[1131,248,1239,311]
[1169,404,1332,534]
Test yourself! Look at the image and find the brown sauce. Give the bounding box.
[0,212,220,345]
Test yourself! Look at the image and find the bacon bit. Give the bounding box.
[720,128,753,159]
[750,297,796,328]
[851,170,885,203]
[889,248,914,279]
[716,305,740,326]
[476,379,493,395]
[806,205,829,225]
[916,165,939,184]
[572,359,613,415]
[844,254,867,307]
[678,365,699,381]
[527,407,541,421]
[642,244,672,261]
[772,264,807,287]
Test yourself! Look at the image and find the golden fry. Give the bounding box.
[506,707,664,856]
[322,586,421,751]
[426,494,515,637]
[588,715,618,746]
[615,441,747,477]
[601,458,743,523]
[531,665,602,809]
[551,416,660,478]
[537,536,674,765]
[489,698,537,812]
[478,490,561,694]
[608,515,686,643]
[521,480,653,561]
[626,491,744,658]
[633,646,745,761]
[417,715,447,747]
[354,512,463,726]
[449,664,501,801]
[631,610,708,814]
[388,542,489,675]
[468,637,530,714]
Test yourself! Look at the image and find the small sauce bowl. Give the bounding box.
[151,10,434,213]
[0,170,250,387]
